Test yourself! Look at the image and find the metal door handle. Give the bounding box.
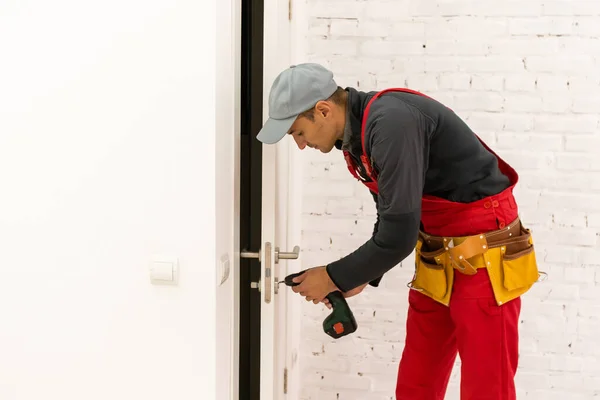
[240,250,261,259]
[275,245,300,263]
[241,245,301,264]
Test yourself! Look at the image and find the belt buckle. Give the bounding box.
[445,236,481,276]
[450,255,478,275]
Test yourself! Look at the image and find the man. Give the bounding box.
[257,63,541,400]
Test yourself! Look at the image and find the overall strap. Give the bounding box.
[356,88,433,193]
[360,88,433,159]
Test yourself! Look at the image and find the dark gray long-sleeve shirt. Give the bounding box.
[325,88,511,292]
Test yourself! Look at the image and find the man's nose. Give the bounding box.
[293,135,307,150]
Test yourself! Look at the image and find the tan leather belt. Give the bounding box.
[417,218,531,275]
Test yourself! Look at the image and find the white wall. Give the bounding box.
[297,1,600,399]
[0,2,217,400]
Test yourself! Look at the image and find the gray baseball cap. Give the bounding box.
[257,63,338,144]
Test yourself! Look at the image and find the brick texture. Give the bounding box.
[296,1,600,399]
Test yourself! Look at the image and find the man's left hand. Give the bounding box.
[291,266,338,303]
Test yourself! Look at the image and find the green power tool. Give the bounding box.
[280,270,358,339]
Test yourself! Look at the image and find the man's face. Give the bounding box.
[287,101,343,153]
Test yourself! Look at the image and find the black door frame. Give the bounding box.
[239,0,264,399]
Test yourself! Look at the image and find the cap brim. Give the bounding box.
[256,115,297,144]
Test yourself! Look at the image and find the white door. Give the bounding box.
[216,0,302,397]
[259,0,298,399]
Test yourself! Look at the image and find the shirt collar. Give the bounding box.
[335,87,369,153]
[341,98,354,150]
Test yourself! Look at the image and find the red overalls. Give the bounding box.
[344,89,524,400]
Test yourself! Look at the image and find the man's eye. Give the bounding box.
[298,132,302,136]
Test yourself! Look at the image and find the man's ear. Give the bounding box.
[314,100,332,119]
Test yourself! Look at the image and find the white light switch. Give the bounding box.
[149,257,178,285]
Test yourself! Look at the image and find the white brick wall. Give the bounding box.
[296,1,600,399]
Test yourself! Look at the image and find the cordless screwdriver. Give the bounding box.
[280,270,358,339]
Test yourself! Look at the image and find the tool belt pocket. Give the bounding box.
[486,225,541,305]
[410,242,453,306]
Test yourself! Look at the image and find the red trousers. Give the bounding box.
[396,168,521,399]
[396,271,521,400]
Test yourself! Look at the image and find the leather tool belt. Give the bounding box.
[409,217,544,306]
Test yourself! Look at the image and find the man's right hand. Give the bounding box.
[320,283,368,309]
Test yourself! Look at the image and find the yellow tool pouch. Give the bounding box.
[409,219,543,307]
[410,240,454,306]
[484,225,540,305]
